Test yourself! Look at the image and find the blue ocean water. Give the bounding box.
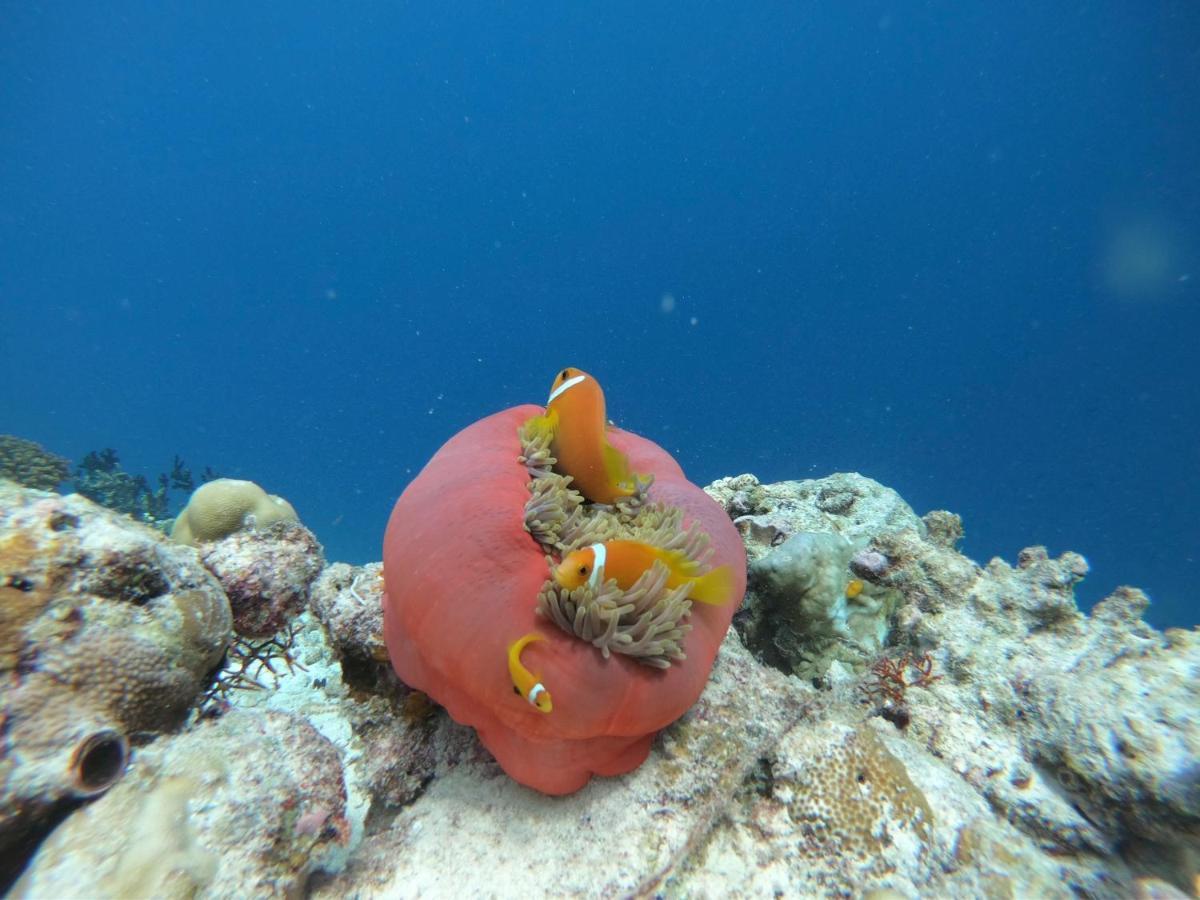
[1,3,1196,626]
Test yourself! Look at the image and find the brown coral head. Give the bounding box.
[69,729,129,796]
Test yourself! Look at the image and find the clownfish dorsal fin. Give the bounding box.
[651,546,702,578]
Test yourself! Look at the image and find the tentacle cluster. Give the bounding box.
[518,418,714,667]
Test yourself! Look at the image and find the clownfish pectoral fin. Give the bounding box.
[600,442,635,493]
[688,564,736,606]
[525,409,559,441]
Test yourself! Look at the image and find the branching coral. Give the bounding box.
[198,621,307,718]
[74,449,204,527]
[859,651,941,709]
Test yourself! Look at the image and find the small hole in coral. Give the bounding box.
[70,730,129,796]
[48,511,80,531]
[856,771,867,784]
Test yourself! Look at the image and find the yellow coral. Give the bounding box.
[171,479,298,545]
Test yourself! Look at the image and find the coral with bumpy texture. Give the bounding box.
[171,478,298,545]
[0,482,231,856]
[15,710,349,899]
[781,723,933,857]
[199,521,324,638]
[0,438,70,490]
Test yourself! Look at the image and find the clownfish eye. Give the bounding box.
[579,565,588,575]
[560,369,569,381]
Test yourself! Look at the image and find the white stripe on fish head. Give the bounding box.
[548,373,587,404]
[587,542,607,590]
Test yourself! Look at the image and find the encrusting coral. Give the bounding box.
[381,403,746,795]
[171,478,298,546]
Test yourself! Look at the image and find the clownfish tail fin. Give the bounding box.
[689,565,735,606]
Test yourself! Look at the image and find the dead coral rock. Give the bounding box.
[921,509,963,548]
[14,709,348,899]
[0,483,231,854]
[200,521,324,638]
[309,631,811,899]
[310,562,389,687]
[678,712,1121,898]
[729,474,920,680]
[874,524,1199,893]
[710,472,924,564]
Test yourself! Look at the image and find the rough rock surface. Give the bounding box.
[716,472,916,679]
[0,481,231,855]
[200,521,324,638]
[309,630,809,899]
[14,710,348,899]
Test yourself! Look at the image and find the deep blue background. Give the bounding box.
[2,3,1197,625]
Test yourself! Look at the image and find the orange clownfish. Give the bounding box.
[507,633,553,713]
[554,540,735,606]
[530,367,642,504]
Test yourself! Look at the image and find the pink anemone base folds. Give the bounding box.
[381,405,746,795]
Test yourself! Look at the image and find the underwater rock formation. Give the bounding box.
[14,710,348,899]
[310,562,390,688]
[0,481,231,857]
[171,478,299,546]
[199,521,324,638]
[716,472,915,679]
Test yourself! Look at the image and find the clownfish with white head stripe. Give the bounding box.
[554,540,735,606]
[528,367,643,504]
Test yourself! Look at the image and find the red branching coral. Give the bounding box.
[859,651,941,707]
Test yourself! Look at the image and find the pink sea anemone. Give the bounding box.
[381,405,745,794]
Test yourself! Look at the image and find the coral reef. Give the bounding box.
[2,464,1196,897]
[13,710,349,899]
[722,472,913,679]
[0,436,70,491]
[0,482,231,858]
[171,478,299,546]
[198,521,324,638]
